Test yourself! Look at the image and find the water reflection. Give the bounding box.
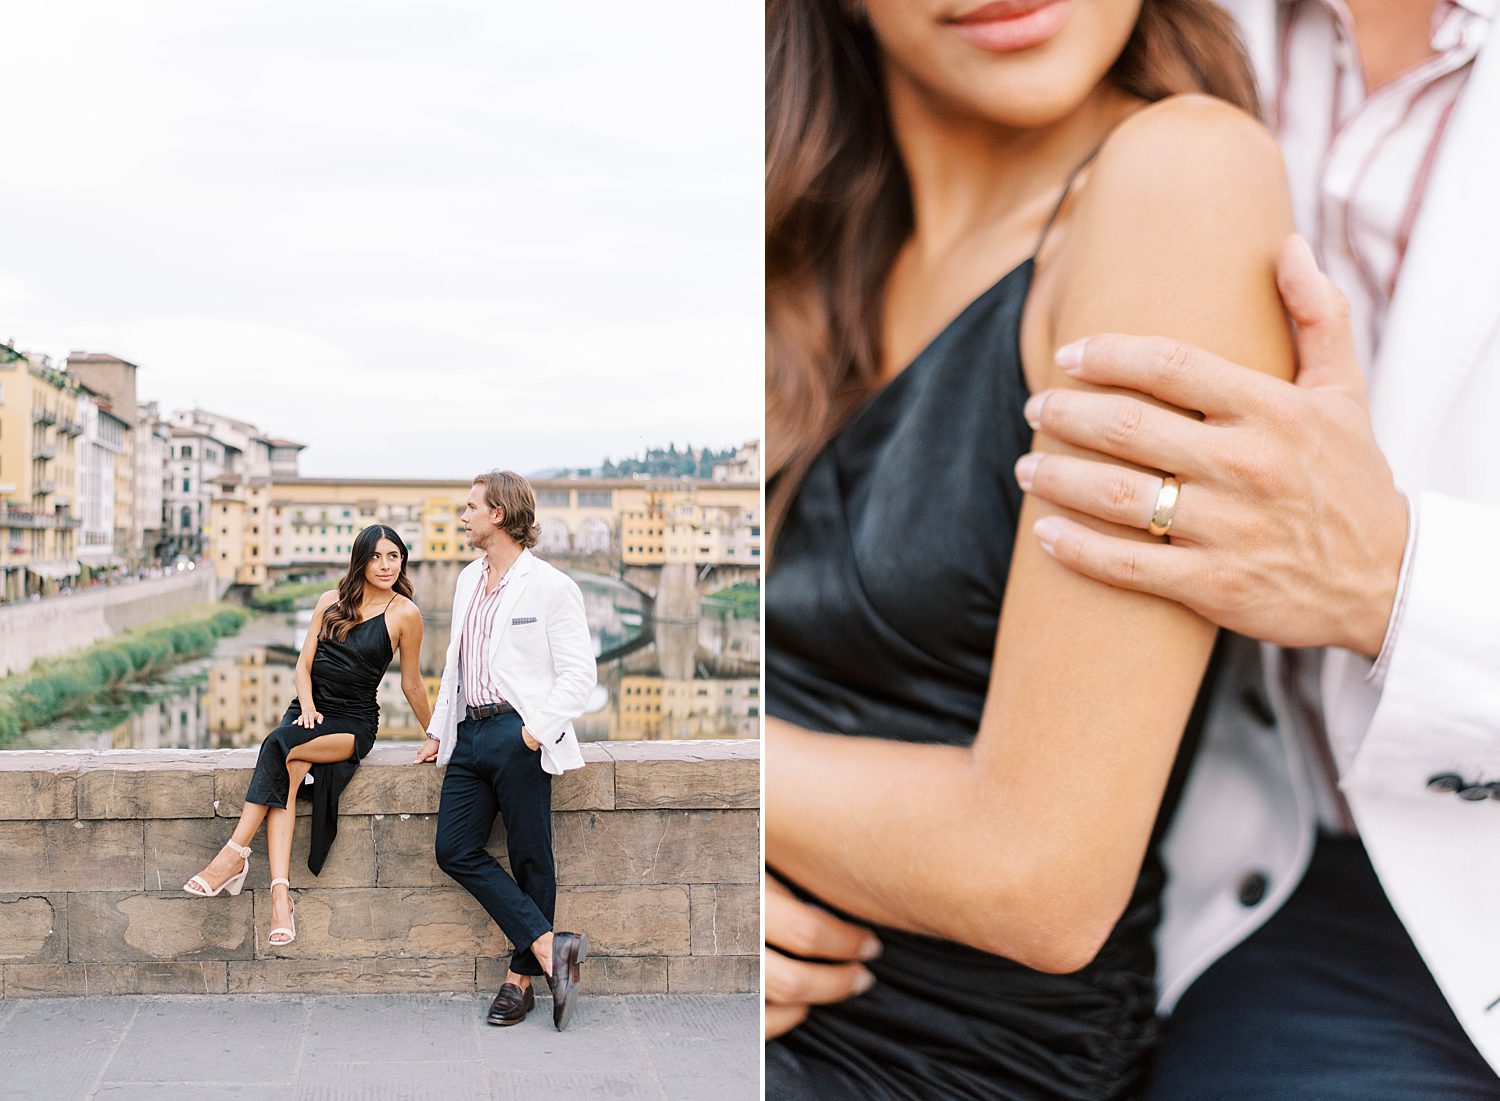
[13,572,759,750]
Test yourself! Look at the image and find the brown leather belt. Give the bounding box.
[466,701,516,721]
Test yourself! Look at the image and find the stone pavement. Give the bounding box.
[0,992,759,1100]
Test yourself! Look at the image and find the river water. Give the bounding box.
[11,572,759,751]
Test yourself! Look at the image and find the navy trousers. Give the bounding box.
[434,712,555,977]
[1145,833,1500,1100]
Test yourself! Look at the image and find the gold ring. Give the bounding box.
[1147,475,1180,537]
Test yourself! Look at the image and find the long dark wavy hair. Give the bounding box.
[320,524,414,642]
[766,0,1260,552]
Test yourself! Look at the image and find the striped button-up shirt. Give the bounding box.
[1274,0,1491,832]
[460,557,516,708]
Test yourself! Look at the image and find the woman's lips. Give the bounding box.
[946,0,1074,52]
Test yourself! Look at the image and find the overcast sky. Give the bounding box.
[1,1,761,478]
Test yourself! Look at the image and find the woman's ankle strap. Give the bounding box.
[270,876,290,888]
[226,841,251,858]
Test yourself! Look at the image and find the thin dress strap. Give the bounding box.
[384,592,398,611]
[1031,142,1109,259]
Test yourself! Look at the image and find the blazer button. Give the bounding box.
[1457,785,1492,802]
[1426,773,1466,794]
[1237,871,1268,907]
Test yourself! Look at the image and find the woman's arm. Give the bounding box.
[767,97,1296,973]
[293,590,339,728]
[392,600,433,730]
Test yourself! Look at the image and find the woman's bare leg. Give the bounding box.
[188,800,270,892]
[266,732,356,935]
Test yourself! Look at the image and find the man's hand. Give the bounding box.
[521,727,540,751]
[413,736,439,764]
[1016,235,1408,657]
[765,874,879,1041]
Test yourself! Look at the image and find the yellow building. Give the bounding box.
[207,473,271,586]
[208,474,761,584]
[0,347,83,600]
[619,481,760,567]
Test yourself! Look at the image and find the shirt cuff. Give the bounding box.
[1366,494,1418,688]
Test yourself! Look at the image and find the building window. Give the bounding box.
[182,479,190,492]
[181,445,193,459]
[577,491,611,507]
[537,490,570,508]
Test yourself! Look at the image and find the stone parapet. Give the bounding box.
[0,740,759,998]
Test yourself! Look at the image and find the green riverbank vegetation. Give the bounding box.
[0,605,248,741]
[703,581,760,619]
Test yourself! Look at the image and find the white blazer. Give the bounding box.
[1160,2,1500,1075]
[425,548,597,775]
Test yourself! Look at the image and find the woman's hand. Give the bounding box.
[295,707,323,729]
[521,727,540,751]
[413,736,440,764]
[765,874,879,1041]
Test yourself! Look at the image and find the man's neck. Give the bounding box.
[1343,0,1443,91]
[485,538,523,580]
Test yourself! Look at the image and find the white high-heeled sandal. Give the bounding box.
[183,841,252,897]
[268,877,297,946]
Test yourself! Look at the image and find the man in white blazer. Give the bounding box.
[416,469,597,1031]
[1014,0,1500,1093]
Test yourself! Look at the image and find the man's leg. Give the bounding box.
[494,712,556,980]
[1146,834,1500,1101]
[434,718,552,972]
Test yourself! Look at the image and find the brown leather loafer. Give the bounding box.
[547,931,588,1031]
[486,982,535,1026]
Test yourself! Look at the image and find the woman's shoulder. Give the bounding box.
[1081,93,1285,219]
[313,589,339,611]
[387,592,423,623]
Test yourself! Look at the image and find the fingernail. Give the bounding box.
[1055,338,1087,372]
[1034,515,1064,555]
[1023,392,1047,429]
[1014,452,1041,491]
[858,936,882,961]
[853,968,876,995]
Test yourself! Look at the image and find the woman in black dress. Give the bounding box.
[185,524,430,947]
[765,1,1298,1097]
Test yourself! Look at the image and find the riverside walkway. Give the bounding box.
[0,991,758,1100]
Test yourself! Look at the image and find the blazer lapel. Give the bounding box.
[1367,38,1500,481]
[486,549,535,663]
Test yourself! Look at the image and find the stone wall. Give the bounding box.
[0,572,219,677]
[0,740,759,998]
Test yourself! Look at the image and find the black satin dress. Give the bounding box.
[243,610,391,874]
[766,255,1207,1100]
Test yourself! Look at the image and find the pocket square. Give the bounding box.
[512,616,538,625]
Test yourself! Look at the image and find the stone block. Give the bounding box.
[252,886,510,960]
[555,810,758,886]
[689,885,758,957]
[554,761,614,811]
[67,891,256,962]
[0,757,79,819]
[476,953,669,995]
[610,743,759,810]
[555,885,691,956]
[0,893,67,963]
[226,957,477,994]
[666,954,759,994]
[143,817,377,892]
[0,820,144,892]
[77,764,216,819]
[373,814,448,888]
[338,763,445,816]
[2,961,228,996]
